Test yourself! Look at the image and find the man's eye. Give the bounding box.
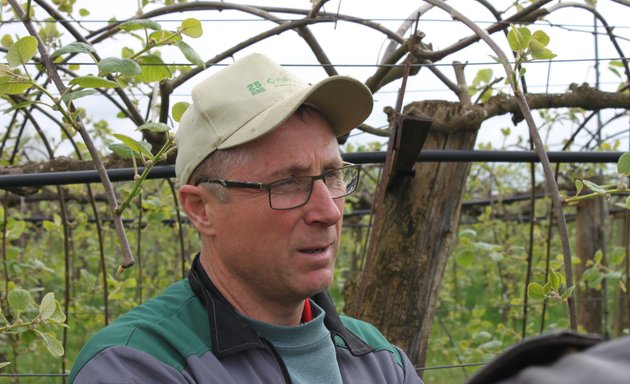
[271,178,304,194]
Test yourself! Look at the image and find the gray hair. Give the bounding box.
[188,146,251,203]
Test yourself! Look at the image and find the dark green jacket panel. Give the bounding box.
[70,280,209,380]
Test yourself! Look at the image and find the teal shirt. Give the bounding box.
[244,301,343,384]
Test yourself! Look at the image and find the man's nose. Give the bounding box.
[303,179,343,225]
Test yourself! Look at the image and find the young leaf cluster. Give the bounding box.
[565,153,630,210]
[527,270,574,304]
[1,289,67,369]
[580,249,627,292]
[504,26,556,91]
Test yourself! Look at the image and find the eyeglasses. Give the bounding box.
[194,163,361,210]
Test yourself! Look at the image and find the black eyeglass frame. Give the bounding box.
[193,162,361,210]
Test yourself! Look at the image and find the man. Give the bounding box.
[70,53,422,383]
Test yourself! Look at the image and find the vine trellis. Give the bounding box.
[1,0,629,380]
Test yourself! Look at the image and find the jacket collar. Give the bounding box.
[187,254,373,359]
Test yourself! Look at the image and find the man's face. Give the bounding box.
[202,110,345,307]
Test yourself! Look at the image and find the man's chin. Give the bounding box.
[301,277,332,298]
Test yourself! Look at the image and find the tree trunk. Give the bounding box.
[575,197,606,333]
[344,127,477,369]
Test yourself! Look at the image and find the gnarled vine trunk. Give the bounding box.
[345,118,479,368]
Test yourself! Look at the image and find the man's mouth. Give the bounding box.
[300,247,326,254]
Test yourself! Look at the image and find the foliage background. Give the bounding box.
[1,0,629,383]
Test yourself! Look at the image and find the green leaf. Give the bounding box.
[136,54,171,83]
[582,267,602,286]
[582,179,607,194]
[479,339,501,350]
[1,34,14,49]
[617,152,630,175]
[3,100,38,114]
[79,8,90,17]
[561,285,575,301]
[549,270,560,290]
[7,36,38,68]
[507,26,531,52]
[119,19,162,32]
[472,69,493,86]
[0,79,32,95]
[37,331,65,357]
[575,179,583,195]
[69,75,119,89]
[121,47,134,58]
[531,47,557,60]
[458,229,477,239]
[542,282,552,295]
[604,271,623,283]
[180,18,203,38]
[38,292,56,320]
[8,288,32,312]
[51,42,95,59]
[626,195,630,210]
[109,143,138,159]
[42,220,57,232]
[531,30,551,47]
[175,41,205,68]
[455,249,474,268]
[527,282,545,300]
[594,249,603,264]
[112,133,154,159]
[49,301,67,324]
[7,219,26,239]
[61,89,98,103]
[148,30,181,46]
[98,57,142,76]
[171,101,190,122]
[474,242,494,252]
[137,122,170,133]
[0,64,11,76]
[488,252,504,262]
[609,247,626,267]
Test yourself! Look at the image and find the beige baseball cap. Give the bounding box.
[174,53,373,185]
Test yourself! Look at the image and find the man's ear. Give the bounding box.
[179,185,216,236]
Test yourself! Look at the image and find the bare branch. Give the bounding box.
[546,2,630,82]
[381,3,435,63]
[308,0,330,19]
[412,0,553,62]
[453,62,471,105]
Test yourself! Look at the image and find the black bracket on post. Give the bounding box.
[385,114,432,191]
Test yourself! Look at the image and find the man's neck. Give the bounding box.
[199,253,305,326]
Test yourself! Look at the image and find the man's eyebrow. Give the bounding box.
[265,161,344,180]
[265,165,310,180]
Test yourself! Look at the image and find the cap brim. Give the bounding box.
[217,75,373,150]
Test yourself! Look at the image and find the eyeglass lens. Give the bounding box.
[269,166,358,209]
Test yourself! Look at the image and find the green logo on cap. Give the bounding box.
[247,81,266,96]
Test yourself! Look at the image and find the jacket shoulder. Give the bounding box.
[70,280,209,380]
[339,315,403,367]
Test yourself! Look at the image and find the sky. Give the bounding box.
[2,0,629,156]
